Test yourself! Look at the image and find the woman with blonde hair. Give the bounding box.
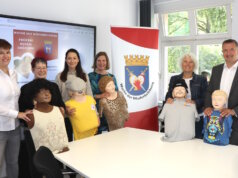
[164,53,208,138]
[88,52,118,133]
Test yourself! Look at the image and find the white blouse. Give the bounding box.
[184,77,192,99]
[30,106,68,153]
[0,69,20,131]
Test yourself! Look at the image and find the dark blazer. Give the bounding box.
[18,79,65,112]
[204,63,238,144]
[165,73,208,114]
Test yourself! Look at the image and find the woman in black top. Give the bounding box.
[164,53,208,138]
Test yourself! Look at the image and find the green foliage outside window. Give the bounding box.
[167,12,189,36]
[166,6,227,75]
[168,46,190,73]
[196,6,227,34]
[198,45,224,73]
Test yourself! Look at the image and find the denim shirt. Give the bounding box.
[165,73,208,114]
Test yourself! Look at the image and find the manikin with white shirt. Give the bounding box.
[160,79,198,142]
[204,39,238,145]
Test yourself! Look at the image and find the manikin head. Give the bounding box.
[65,75,86,97]
[98,76,115,94]
[31,79,53,105]
[172,79,188,98]
[212,90,227,110]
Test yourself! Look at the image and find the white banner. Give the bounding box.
[111,26,159,131]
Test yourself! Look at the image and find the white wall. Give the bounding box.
[0,0,139,62]
[232,0,238,41]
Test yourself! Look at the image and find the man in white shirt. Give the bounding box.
[204,39,238,145]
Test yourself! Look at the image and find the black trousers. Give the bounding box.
[195,118,203,139]
[230,118,238,145]
[64,117,73,141]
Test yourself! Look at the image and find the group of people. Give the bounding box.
[0,39,128,178]
[161,39,238,146]
[1,37,238,177]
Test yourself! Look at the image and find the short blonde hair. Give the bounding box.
[212,90,227,101]
[179,53,198,71]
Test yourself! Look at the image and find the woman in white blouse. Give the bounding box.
[0,39,31,178]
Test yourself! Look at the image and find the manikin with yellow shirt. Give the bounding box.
[65,75,99,140]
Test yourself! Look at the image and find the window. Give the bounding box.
[168,45,190,74]
[165,11,189,36]
[196,6,227,34]
[198,44,224,73]
[154,3,232,101]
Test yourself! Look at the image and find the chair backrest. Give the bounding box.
[33,146,63,178]
[24,128,42,178]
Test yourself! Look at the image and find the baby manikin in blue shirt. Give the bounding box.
[203,90,233,146]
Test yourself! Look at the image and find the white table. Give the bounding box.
[54,128,238,178]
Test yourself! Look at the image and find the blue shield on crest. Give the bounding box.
[125,66,149,96]
[44,44,52,54]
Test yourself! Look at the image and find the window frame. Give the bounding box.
[155,3,232,101]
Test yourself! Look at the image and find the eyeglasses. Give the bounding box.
[35,67,47,70]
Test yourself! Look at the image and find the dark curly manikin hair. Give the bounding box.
[30,78,53,102]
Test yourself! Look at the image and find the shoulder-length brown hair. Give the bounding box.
[92,51,110,71]
[60,48,87,82]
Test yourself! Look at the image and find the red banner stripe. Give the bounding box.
[124,106,159,131]
[111,27,159,49]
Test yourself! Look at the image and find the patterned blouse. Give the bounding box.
[30,106,68,152]
[99,91,129,131]
[88,71,118,109]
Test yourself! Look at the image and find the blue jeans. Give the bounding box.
[0,126,20,178]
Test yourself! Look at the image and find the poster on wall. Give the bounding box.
[0,15,95,86]
[13,30,58,79]
[111,26,159,131]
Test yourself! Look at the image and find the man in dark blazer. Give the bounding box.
[204,39,238,145]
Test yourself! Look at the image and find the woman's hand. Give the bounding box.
[58,147,70,153]
[17,110,32,122]
[95,92,109,99]
[220,108,236,117]
[166,98,174,104]
[100,92,110,99]
[204,107,213,116]
[66,106,76,116]
[185,99,195,104]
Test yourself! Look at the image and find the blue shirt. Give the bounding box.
[203,110,233,145]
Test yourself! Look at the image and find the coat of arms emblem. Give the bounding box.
[124,55,149,96]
